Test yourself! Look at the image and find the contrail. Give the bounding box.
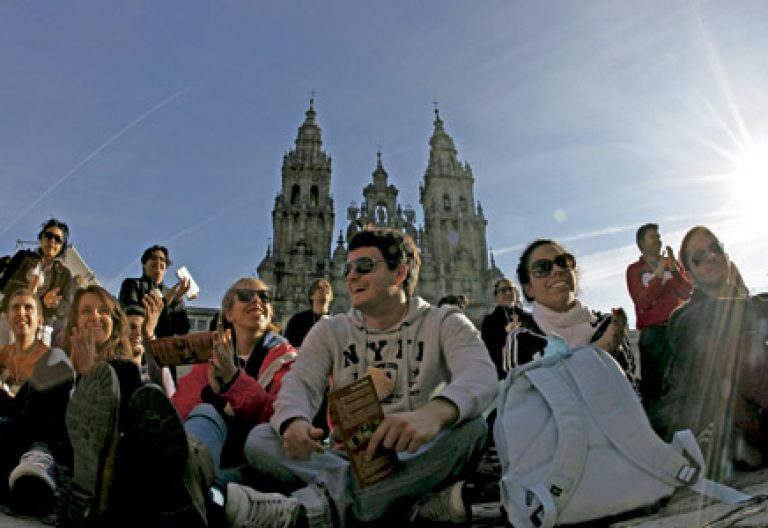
[0,88,190,238]
[102,198,250,291]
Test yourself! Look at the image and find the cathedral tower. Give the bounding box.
[418,107,500,321]
[258,98,335,321]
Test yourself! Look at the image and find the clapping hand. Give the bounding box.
[209,325,238,391]
[42,287,63,310]
[504,313,521,333]
[69,327,98,375]
[165,277,191,305]
[595,307,628,357]
[142,290,163,338]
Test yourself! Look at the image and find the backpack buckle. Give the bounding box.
[676,449,701,484]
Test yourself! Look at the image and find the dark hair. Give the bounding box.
[64,285,131,362]
[438,294,468,310]
[348,226,421,296]
[636,223,659,251]
[124,304,145,318]
[308,278,333,305]
[679,225,719,272]
[37,218,69,258]
[140,245,172,266]
[5,288,44,319]
[516,239,569,302]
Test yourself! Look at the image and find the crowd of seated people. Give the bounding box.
[0,217,766,527]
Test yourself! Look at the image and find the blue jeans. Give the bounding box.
[184,403,227,474]
[243,417,487,528]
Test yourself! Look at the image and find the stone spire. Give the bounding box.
[372,149,388,187]
[425,106,462,180]
[294,97,323,155]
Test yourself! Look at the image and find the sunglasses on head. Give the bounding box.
[530,253,576,279]
[234,289,272,304]
[43,232,64,244]
[342,257,389,278]
[690,241,724,268]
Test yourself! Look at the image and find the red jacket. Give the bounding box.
[626,256,692,329]
[172,334,296,425]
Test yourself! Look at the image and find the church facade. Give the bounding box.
[257,99,503,325]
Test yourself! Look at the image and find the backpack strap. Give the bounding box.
[671,430,753,504]
[510,360,589,528]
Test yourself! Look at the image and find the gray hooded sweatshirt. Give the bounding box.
[271,296,498,433]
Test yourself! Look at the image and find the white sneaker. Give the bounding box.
[410,480,469,524]
[9,446,57,492]
[8,445,58,515]
[225,482,301,528]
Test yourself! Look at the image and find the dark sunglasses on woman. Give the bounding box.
[690,241,724,268]
[43,231,64,244]
[234,289,272,304]
[530,253,576,278]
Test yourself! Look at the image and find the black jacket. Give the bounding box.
[118,274,190,338]
[0,249,73,322]
[481,304,527,379]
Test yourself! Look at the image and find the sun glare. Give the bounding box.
[729,142,768,224]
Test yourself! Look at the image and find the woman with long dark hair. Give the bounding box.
[508,239,637,384]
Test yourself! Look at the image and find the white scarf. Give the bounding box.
[532,300,596,347]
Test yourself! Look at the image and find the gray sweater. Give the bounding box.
[271,297,497,433]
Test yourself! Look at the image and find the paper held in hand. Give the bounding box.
[328,375,398,487]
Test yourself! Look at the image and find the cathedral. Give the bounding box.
[257,99,503,325]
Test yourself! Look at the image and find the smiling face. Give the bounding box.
[127,314,144,350]
[143,250,168,283]
[685,230,729,294]
[224,278,273,335]
[8,294,42,341]
[522,243,578,313]
[39,226,65,260]
[345,246,405,316]
[76,292,114,346]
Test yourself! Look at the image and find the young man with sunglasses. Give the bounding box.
[660,226,768,480]
[0,218,74,347]
[481,278,525,379]
[222,226,496,527]
[625,223,692,433]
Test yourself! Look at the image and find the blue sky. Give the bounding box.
[2,1,767,326]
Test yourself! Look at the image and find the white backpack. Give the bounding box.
[493,339,750,528]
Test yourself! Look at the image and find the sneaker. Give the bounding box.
[225,482,301,528]
[410,480,469,524]
[8,444,57,516]
[65,361,120,526]
[118,384,208,526]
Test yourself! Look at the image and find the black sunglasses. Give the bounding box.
[43,231,64,244]
[497,286,515,294]
[343,257,389,278]
[690,241,724,268]
[530,253,576,279]
[234,289,272,304]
